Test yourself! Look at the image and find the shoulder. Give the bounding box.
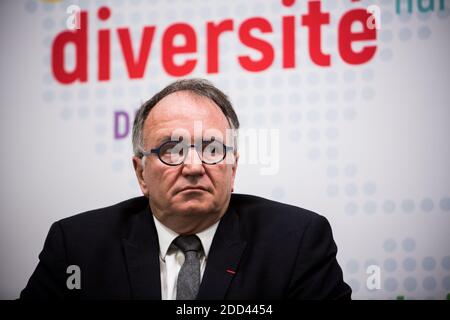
[56,196,148,238]
[230,193,322,222]
[229,193,330,238]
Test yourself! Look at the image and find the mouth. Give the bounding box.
[178,187,208,193]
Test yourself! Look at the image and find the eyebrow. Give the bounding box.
[153,135,224,146]
[154,135,175,146]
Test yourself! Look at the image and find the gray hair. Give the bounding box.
[132,78,240,157]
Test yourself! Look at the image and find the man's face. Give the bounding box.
[133,91,238,224]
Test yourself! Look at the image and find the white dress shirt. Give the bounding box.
[152,215,219,300]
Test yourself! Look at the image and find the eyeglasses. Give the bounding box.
[141,139,234,166]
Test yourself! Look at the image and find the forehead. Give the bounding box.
[144,91,230,142]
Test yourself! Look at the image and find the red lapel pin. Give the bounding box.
[226,269,236,275]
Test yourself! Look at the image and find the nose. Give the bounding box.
[181,146,205,176]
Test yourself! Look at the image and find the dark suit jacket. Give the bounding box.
[20,194,351,300]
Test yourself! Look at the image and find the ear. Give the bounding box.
[230,152,239,193]
[132,156,149,197]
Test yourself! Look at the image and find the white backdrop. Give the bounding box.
[1,0,449,300]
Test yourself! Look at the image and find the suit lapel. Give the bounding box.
[122,205,161,300]
[197,204,247,300]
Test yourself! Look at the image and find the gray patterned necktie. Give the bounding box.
[173,235,203,300]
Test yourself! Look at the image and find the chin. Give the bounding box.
[169,191,219,215]
[173,199,214,216]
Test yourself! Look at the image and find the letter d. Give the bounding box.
[51,11,88,84]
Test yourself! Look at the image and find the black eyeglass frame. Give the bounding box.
[141,140,234,166]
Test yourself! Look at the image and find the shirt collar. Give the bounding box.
[152,215,220,260]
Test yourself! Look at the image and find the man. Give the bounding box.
[20,79,351,300]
